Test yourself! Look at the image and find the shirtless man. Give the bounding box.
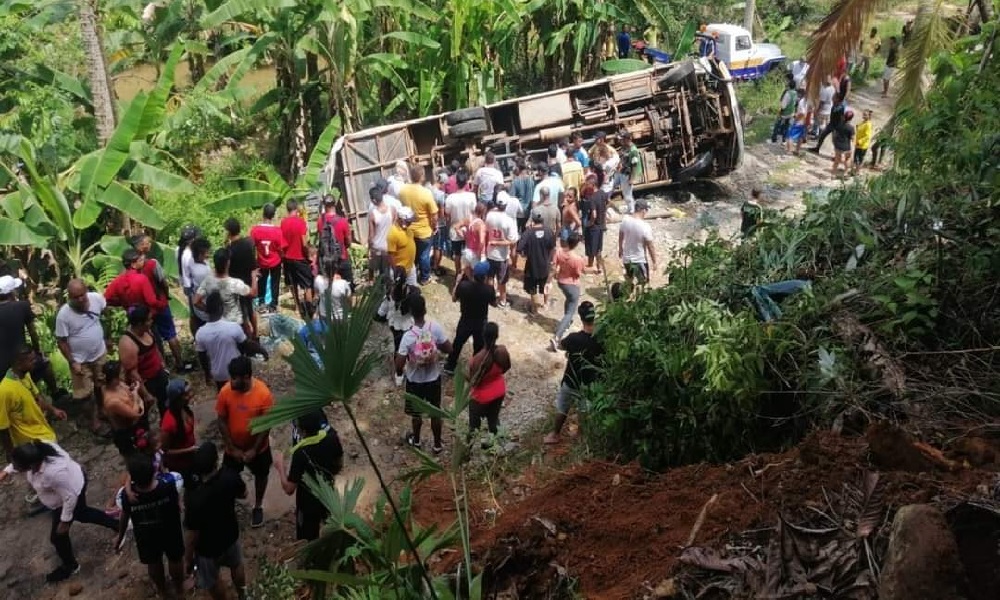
[101,360,150,457]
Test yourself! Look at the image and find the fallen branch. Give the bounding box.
[685,494,720,548]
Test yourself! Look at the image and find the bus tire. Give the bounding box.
[675,150,714,181]
[657,61,696,90]
[445,107,487,126]
[448,119,489,138]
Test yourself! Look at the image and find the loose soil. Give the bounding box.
[434,431,998,599]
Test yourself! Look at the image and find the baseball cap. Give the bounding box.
[0,275,23,295]
[531,210,544,223]
[473,261,490,278]
[578,301,597,323]
[166,378,190,403]
[634,199,650,212]
[397,206,415,222]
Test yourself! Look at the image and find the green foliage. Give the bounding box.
[249,560,299,600]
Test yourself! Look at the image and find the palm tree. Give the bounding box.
[78,0,118,144]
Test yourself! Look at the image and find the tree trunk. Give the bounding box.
[743,0,756,35]
[79,0,117,145]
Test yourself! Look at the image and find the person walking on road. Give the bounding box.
[467,322,511,441]
[551,233,587,351]
[544,302,604,445]
[394,295,452,453]
[443,261,496,375]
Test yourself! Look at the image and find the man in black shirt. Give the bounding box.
[0,275,62,398]
[225,218,259,338]
[882,36,899,98]
[544,301,603,444]
[116,454,184,598]
[517,211,556,314]
[581,180,608,274]
[184,442,248,600]
[273,411,344,541]
[443,261,497,375]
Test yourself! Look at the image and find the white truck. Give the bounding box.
[703,23,786,81]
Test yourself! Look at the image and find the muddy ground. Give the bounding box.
[0,79,903,599]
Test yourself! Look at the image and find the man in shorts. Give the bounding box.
[55,279,108,434]
[618,199,657,293]
[184,442,248,600]
[394,295,452,453]
[280,199,313,319]
[215,356,274,528]
[545,301,603,444]
[516,211,556,314]
[484,197,519,308]
[116,453,184,598]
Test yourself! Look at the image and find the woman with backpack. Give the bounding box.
[467,322,511,444]
[393,295,452,453]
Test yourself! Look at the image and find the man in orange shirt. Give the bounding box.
[215,356,274,528]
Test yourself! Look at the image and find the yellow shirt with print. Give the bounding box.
[0,372,56,447]
[855,121,873,150]
[387,225,416,271]
[398,183,437,240]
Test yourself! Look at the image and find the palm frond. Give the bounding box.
[805,0,887,96]
[895,0,956,111]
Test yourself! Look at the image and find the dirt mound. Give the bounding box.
[429,432,995,599]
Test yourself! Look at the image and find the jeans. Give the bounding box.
[555,283,581,340]
[258,264,281,308]
[415,237,433,283]
[51,478,118,567]
[445,318,486,371]
[771,116,791,142]
[620,174,635,213]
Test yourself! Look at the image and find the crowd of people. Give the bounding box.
[772,27,905,175]
[0,125,653,594]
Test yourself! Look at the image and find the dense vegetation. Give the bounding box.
[585,19,1000,470]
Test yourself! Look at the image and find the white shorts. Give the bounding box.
[882,66,895,81]
[461,248,479,268]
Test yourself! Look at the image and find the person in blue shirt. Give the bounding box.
[617,25,631,59]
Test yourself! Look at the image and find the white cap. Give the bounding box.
[0,275,23,295]
[397,206,415,221]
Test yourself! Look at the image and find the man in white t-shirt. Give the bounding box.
[195,291,248,390]
[314,262,352,320]
[485,197,519,308]
[532,168,566,208]
[393,295,452,453]
[444,171,477,266]
[55,279,107,433]
[814,77,836,136]
[473,151,505,204]
[618,199,657,291]
[790,56,809,89]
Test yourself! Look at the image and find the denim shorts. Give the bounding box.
[433,226,450,252]
[555,383,586,415]
[195,542,243,590]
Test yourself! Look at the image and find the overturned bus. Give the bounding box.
[322,57,744,242]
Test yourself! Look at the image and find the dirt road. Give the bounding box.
[0,79,898,598]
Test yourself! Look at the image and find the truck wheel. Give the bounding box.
[445,107,487,126]
[674,150,714,182]
[657,61,696,90]
[448,119,489,138]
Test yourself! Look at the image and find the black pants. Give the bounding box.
[258,265,281,309]
[51,478,118,567]
[469,396,503,435]
[815,119,841,151]
[445,318,485,371]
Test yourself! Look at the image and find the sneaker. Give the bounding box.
[432,443,444,455]
[45,563,80,583]
[250,507,264,528]
[548,338,559,352]
[406,433,421,448]
[25,491,38,504]
[442,366,455,376]
[497,300,509,309]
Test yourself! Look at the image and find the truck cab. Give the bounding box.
[705,23,785,81]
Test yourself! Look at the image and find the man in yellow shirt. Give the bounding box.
[398,164,438,285]
[387,207,418,286]
[0,346,66,457]
[851,109,874,175]
[561,154,584,196]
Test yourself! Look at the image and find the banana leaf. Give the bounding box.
[602,58,653,75]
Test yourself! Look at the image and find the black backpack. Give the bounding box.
[319,215,343,266]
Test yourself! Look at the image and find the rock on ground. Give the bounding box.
[879,504,969,600]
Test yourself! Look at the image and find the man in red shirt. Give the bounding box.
[280,199,312,319]
[315,196,353,286]
[105,250,168,315]
[131,234,190,373]
[249,203,283,313]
